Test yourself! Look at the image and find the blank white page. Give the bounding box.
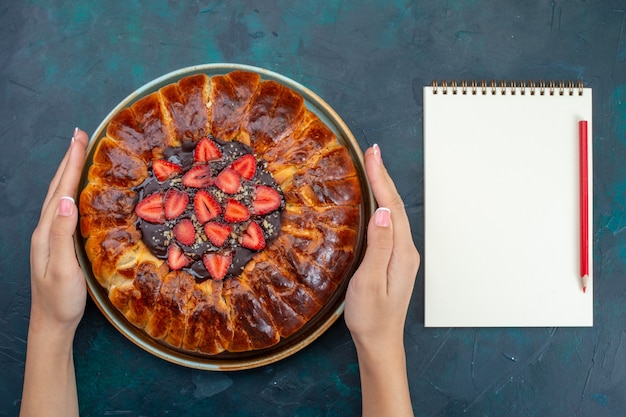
[423,84,593,327]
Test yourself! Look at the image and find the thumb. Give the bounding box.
[48,196,79,269]
[353,207,394,287]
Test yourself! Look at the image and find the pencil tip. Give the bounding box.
[583,286,586,293]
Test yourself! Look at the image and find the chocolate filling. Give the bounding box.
[133,137,284,281]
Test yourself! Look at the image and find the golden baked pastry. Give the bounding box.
[79,70,362,355]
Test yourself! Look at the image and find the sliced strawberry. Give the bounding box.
[231,154,256,180]
[215,168,241,194]
[135,192,165,224]
[173,218,196,246]
[194,190,222,224]
[164,188,189,220]
[182,165,213,188]
[203,222,232,247]
[194,138,222,163]
[152,159,183,182]
[202,252,232,281]
[224,199,250,223]
[167,243,190,270]
[252,185,282,215]
[241,221,266,250]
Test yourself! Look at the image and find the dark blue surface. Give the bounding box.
[2,1,625,416]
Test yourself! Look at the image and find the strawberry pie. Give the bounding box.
[79,70,363,356]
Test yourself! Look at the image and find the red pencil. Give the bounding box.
[579,120,589,293]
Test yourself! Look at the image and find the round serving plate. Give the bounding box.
[75,63,374,371]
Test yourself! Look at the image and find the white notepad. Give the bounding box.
[423,81,593,327]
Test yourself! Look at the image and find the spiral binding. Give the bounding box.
[430,80,585,96]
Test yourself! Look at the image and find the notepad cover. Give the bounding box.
[423,84,593,327]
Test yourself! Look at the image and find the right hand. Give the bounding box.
[344,144,420,353]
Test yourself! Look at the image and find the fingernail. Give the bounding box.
[59,196,75,217]
[71,127,78,143]
[374,207,391,227]
[373,143,382,165]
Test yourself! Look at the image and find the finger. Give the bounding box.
[39,135,73,222]
[365,145,407,218]
[364,144,414,248]
[32,129,80,271]
[56,128,88,200]
[30,224,50,281]
[48,195,80,278]
[39,128,89,229]
[351,207,394,290]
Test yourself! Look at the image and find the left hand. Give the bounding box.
[29,128,89,335]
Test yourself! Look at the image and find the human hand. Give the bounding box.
[344,143,420,355]
[29,128,89,336]
[21,128,88,417]
[344,144,419,417]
